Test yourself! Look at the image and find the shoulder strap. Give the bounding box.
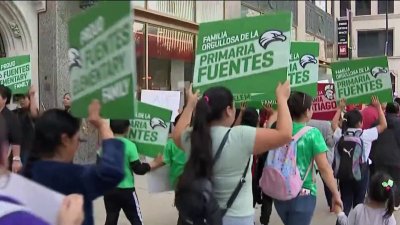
[213,129,231,165]
[293,126,313,142]
[221,157,251,216]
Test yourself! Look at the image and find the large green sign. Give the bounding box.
[193,12,292,96]
[332,56,392,104]
[288,42,319,97]
[128,102,172,158]
[0,55,31,94]
[68,1,136,118]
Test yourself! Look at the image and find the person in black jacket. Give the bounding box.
[370,102,400,208]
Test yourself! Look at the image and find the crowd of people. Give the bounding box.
[0,81,400,225]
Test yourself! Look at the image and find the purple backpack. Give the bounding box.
[259,126,314,201]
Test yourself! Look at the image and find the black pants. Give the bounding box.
[338,168,369,216]
[370,164,400,206]
[104,188,143,225]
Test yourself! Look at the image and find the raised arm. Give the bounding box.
[29,85,39,118]
[233,102,247,127]
[371,96,387,134]
[82,100,124,200]
[253,81,292,155]
[173,84,198,149]
[332,99,346,131]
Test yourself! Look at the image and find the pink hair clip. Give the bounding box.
[204,96,210,103]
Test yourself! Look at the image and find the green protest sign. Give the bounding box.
[288,42,319,97]
[68,1,136,119]
[332,56,392,104]
[193,12,292,96]
[128,101,172,158]
[0,55,31,94]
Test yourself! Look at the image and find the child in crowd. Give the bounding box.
[331,97,387,216]
[103,120,162,225]
[335,171,397,225]
[153,114,187,189]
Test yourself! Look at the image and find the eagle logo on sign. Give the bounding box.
[150,117,167,130]
[370,67,388,78]
[299,54,318,68]
[68,48,82,72]
[258,30,287,49]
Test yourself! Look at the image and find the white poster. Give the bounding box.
[145,157,172,193]
[141,90,181,121]
[0,174,65,224]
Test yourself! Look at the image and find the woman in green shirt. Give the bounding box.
[274,92,342,225]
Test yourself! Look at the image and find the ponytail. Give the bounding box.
[177,87,233,190]
[384,187,395,223]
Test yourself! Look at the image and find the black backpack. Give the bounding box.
[332,130,367,181]
[175,129,251,225]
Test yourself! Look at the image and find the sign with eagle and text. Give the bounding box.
[331,56,392,105]
[68,1,136,119]
[311,83,337,121]
[193,12,292,98]
[232,41,319,108]
[128,101,172,158]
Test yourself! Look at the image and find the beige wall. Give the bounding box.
[332,0,400,92]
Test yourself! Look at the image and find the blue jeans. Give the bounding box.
[274,195,316,225]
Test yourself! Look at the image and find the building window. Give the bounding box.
[357,30,393,57]
[147,1,195,21]
[378,0,394,14]
[147,25,195,90]
[340,0,351,17]
[313,0,327,12]
[355,0,371,16]
[134,22,146,91]
[241,4,261,17]
[196,1,224,23]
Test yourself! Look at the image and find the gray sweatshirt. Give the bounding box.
[338,204,396,225]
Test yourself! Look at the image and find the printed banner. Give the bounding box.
[312,83,337,121]
[0,55,31,94]
[193,12,292,97]
[68,1,136,118]
[128,101,172,158]
[289,42,319,97]
[331,56,392,105]
[337,20,349,58]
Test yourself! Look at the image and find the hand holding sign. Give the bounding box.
[339,99,346,111]
[186,83,199,108]
[371,96,381,109]
[276,80,291,102]
[88,100,113,140]
[240,101,247,112]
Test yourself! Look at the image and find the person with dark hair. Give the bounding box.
[331,97,387,216]
[23,100,125,225]
[273,92,341,225]
[335,171,397,225]
[370,102,400,209]
[103,119,162,225]
[153,114,188,189]
[12,86,39,164]
[173,82,293,225]
[0,115,85,225]
[63,93,71,112]
[0,85,22,173]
